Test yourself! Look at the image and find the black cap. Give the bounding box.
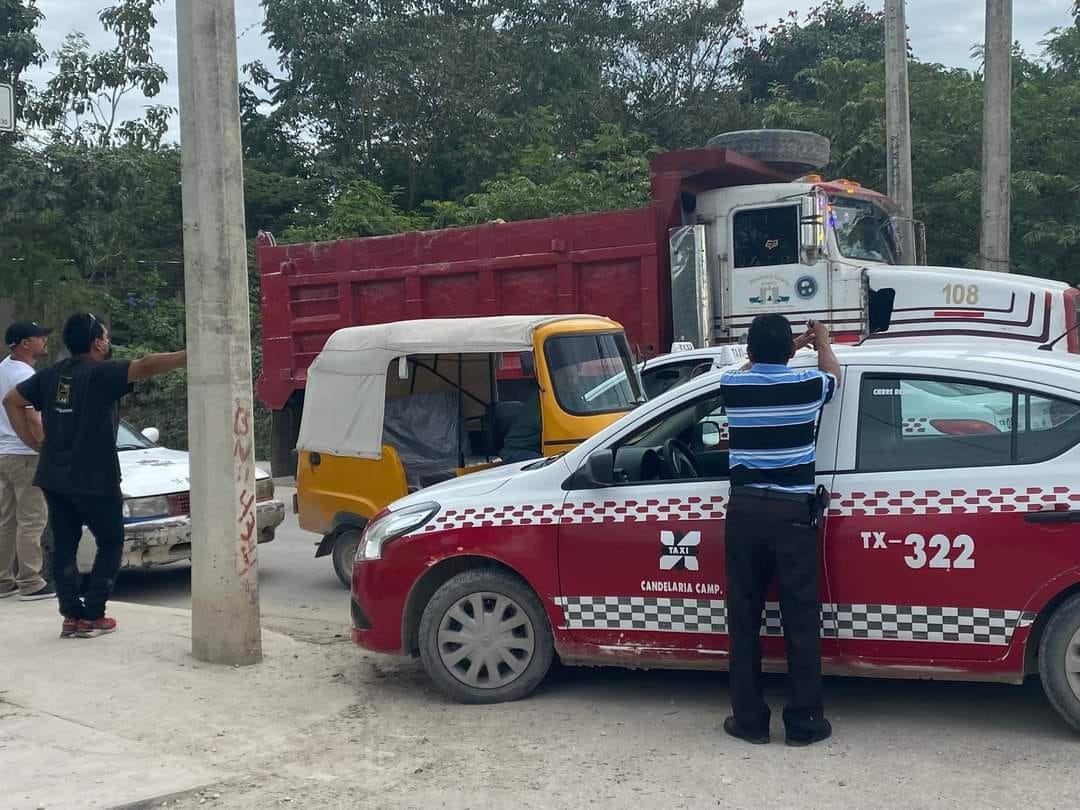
[5,321,53,348]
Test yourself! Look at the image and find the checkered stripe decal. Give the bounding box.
[827,487,1080,517]
[556,596,727,633]
[423,496,728,532]
[554,597,1037,646]
[420,487,1077,532]
[820,604,1036,645]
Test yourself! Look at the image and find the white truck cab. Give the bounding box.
[662,132,1079,355]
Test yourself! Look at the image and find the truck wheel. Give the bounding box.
[332,528,362,589]
[1038,593,1080,734]
[270,400,301,479]
[706,129,831,175]
[418,569,554,704]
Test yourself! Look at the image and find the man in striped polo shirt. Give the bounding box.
[719,314,840,747]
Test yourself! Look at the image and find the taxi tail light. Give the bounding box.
[928,419,999,435]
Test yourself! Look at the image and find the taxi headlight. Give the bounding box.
[256,477,274,502]
[123,496,170,521]
[358,502,439,561]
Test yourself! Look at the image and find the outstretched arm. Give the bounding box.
[128,351,187,382]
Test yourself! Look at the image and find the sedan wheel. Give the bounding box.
[419,569,554,704]
[437,591,536,689]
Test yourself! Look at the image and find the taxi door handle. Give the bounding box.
[1024,510,1080,525]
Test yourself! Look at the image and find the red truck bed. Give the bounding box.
[256,147,799,473]
[256,207,666,412]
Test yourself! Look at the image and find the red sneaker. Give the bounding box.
[76,617,117,638]
[60,618,80,639]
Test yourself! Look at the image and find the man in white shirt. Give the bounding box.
[0,321,53,600]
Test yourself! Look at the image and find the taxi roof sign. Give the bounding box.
[0,83,13,132]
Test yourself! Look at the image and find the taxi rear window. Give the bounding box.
[856,375,1080,472]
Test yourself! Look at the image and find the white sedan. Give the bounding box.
[56,421,286,575]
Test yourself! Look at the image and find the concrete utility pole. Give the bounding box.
[981,0,1013,272]
[176,0,262,665]
[884,0,915,263]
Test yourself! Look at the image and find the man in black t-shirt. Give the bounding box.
[2,313,186,638]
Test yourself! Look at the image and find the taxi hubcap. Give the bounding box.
[1067,626,1080,701]
[437,591,535,689]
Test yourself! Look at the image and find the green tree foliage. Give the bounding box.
[25,0,171,148]
[0,0,43,97]
[429,120,657,227]
[731,0,885,103]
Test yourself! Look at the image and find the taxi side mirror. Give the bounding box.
[694,421,722,449]
[567,449,614,490]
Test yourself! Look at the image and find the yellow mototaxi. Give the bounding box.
[295,314,644,586]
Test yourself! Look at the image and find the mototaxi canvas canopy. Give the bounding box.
[297,314,600,459]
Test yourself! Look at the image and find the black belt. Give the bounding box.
[729,485,812,505]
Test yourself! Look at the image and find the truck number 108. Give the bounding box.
[904,533,975,570]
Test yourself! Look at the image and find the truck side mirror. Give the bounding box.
[567,449,614,489]
[398,356,409,380]
[800,190,827,266]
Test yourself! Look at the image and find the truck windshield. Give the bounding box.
[829,195,899,264]
[545,333,642,415]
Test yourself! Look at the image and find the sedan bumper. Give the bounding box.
[75,499,287,572]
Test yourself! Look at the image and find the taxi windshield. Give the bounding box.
[830,195,899,264]
[545,332,642,415]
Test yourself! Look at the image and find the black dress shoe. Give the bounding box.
[723,716,770,745]
[785,718,832,747]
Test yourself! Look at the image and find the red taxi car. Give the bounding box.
[349,343,1080,732]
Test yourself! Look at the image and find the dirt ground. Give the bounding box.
[155,632,1079,810]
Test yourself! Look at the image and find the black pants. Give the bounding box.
[42,490,124,620]
[725,491,826,738]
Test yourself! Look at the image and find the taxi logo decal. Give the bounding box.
[660,530,700,571]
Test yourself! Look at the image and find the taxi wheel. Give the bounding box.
[418,569,554,704]
[331,528,362,589]
[1038,593,1080,734]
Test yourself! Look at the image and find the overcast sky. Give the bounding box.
[24,0,1076,142]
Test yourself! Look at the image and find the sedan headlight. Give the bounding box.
[123,496,171,521]
[256,477,274,502]
[358,502,440,561]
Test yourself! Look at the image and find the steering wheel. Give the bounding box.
[663,438,703,479]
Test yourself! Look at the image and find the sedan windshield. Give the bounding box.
[545,332,642,415]
[117,420,155,451]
